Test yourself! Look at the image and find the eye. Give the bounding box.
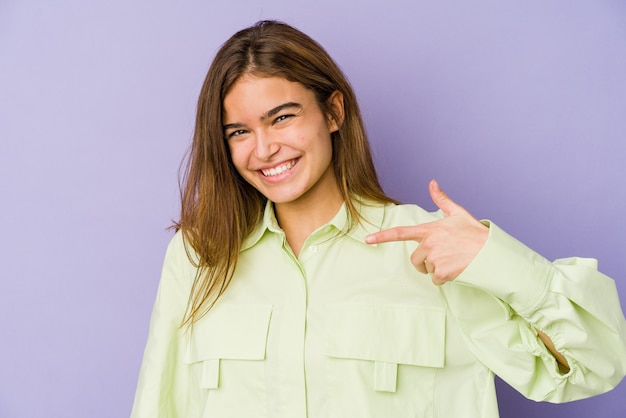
[226,129,248,139]
[274,114,294,124]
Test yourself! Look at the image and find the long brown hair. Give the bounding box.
[176,20,397,326]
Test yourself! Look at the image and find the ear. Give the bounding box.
[326,90,345,133]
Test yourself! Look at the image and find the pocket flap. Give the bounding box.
[325,304,445,368]
[186,303,272,363]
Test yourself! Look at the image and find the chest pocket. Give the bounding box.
[186,303,272,418]
[324,303,445,418]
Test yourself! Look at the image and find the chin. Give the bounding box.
[264,189,308,205]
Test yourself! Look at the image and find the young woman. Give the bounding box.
[131,20,626,418]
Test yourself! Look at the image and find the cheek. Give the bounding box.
[315,129,334,157]
[228,143,249,172]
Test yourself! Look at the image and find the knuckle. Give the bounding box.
[432,276,445,286]
[394,228,409,240]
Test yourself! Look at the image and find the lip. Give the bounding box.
[256,158,299,183]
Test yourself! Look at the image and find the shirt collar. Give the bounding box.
[241,198,388,252]
[329,198,387,244]
[240,201,279,251]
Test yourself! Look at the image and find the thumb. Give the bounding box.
[429,179,461,217]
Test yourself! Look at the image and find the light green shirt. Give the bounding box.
[131,200,626,418]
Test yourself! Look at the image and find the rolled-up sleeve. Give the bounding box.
[441,222,626,402]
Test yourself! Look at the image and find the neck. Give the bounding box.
[274,185,343,257]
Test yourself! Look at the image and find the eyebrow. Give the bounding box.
[223,102,302,131]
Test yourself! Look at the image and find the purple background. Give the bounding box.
[1,1,625,417]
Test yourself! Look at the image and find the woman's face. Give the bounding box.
[223,75,342,207]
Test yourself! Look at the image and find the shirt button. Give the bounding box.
[310,245,318,253]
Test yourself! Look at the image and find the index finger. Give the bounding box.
[365,225,427,245]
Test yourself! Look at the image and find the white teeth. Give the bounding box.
[262,160,296,177]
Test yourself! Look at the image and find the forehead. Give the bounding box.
[223,75,314,121]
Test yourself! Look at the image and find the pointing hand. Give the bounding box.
[365,180,489,285]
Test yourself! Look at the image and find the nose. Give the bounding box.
[254,131,280,160]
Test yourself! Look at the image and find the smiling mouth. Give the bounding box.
[260,159,297,177]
